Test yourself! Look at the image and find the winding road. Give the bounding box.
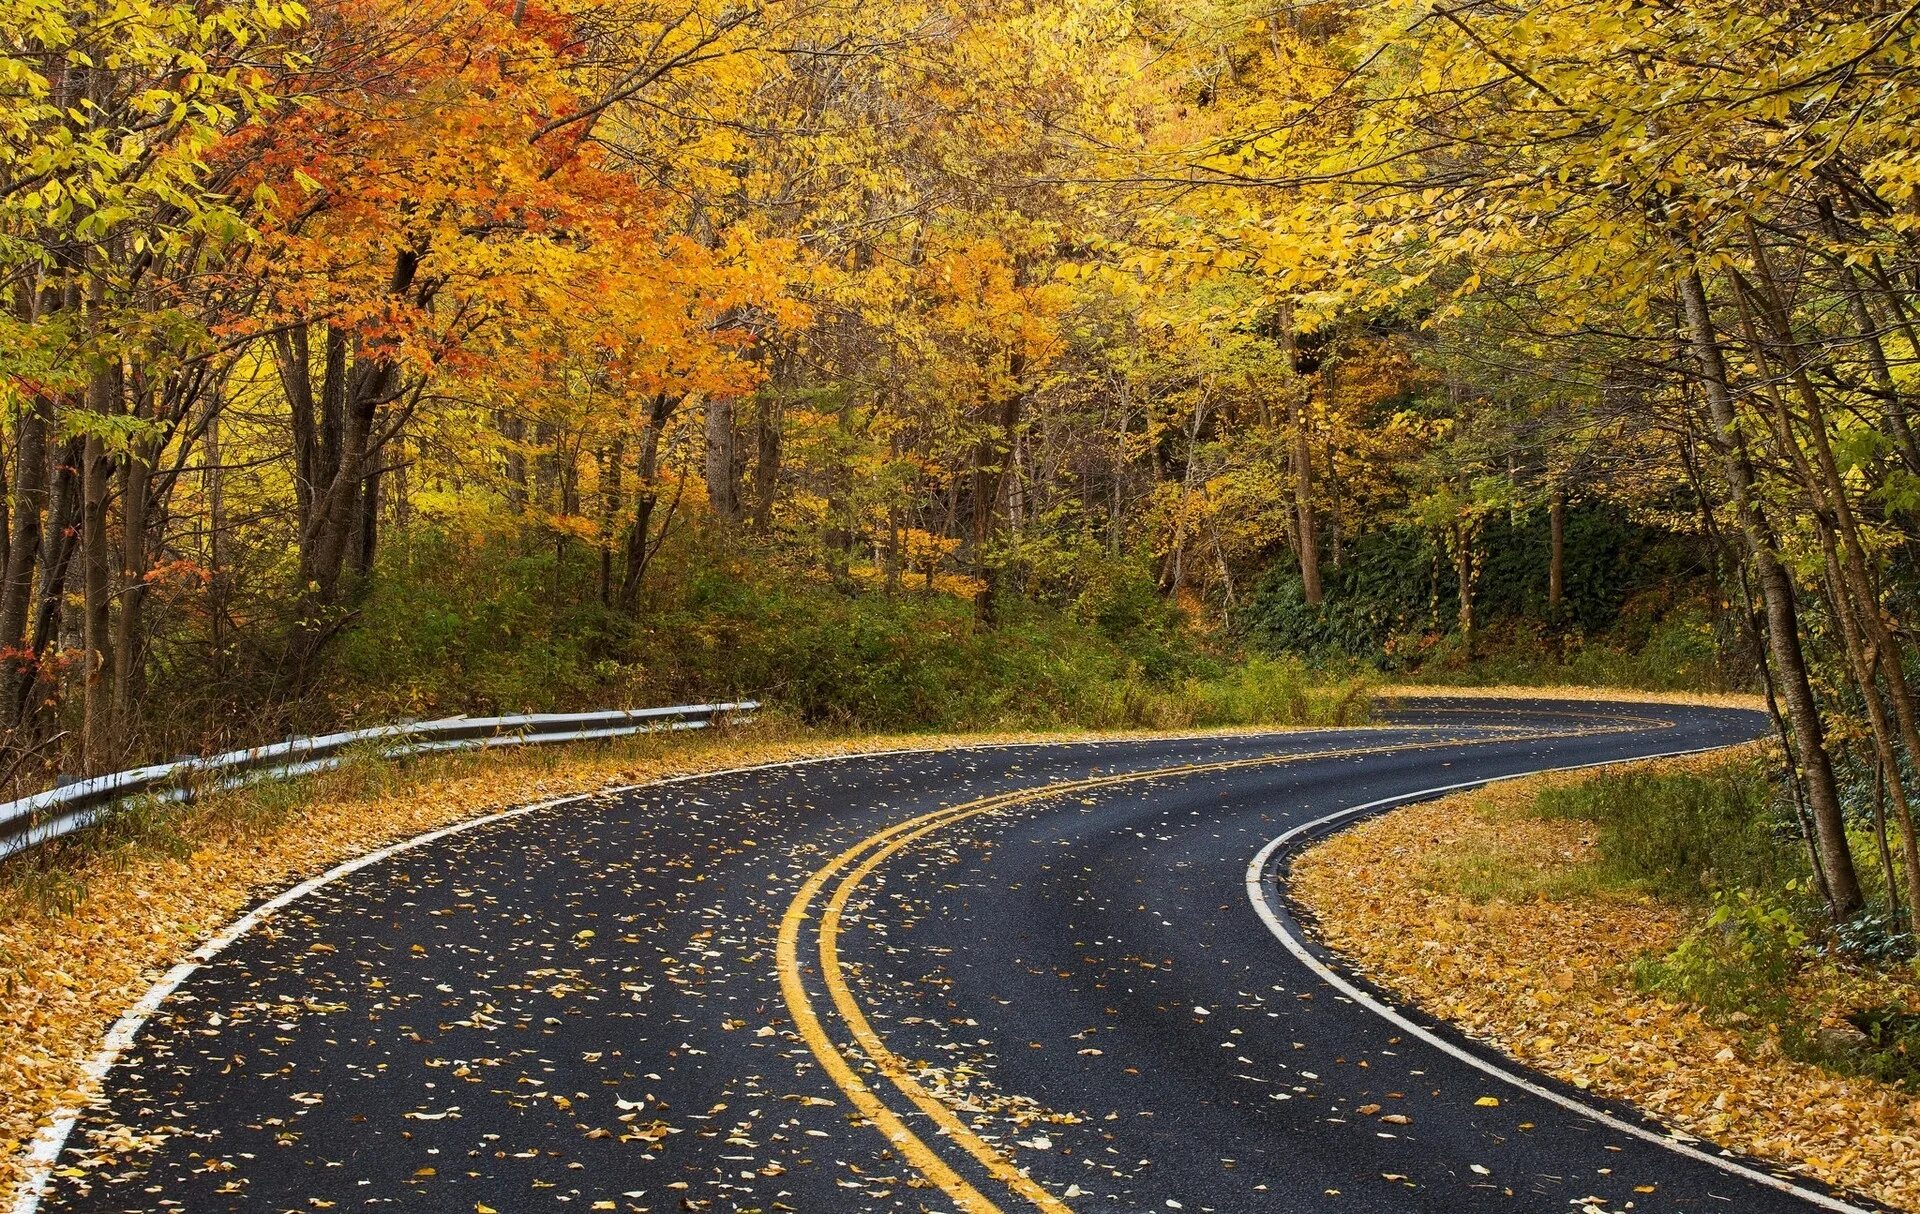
[22,698,1884,1214]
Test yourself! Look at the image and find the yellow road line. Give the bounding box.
[778,863,1005,1211]
[778,726,1640,1212]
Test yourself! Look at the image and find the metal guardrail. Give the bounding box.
[0,701,760,862]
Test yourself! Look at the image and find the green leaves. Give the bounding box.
[57,406,167,454]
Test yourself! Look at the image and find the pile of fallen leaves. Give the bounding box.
[1293,757,1920,1211]
[1374,684,1767,709]
[0,720,1197,1201]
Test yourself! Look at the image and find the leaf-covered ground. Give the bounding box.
[1292,759,1920,1212]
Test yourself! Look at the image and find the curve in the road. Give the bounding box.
[12,700,1886,1214]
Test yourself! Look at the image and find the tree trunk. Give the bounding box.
[112,433,153,733]
[749,394,781,532]
[17,437,82,728]
[0,391,51,723]
[823,402,854,590]
[81,428,115,772]
[619,393,678,611]
[1547,488,1566,612]
[206,398,227,680]
[1739,235,1920,917]
[971,424,999,622]
[1729,264,1920,919]
[1293,385,1322,606]
[599,435,623,608]
[1818,199,1920,472]
[1677,266,1864,918]
[971,352,1026,624]
[350,462,380,579]
[1453,522,1476,652]
[500,411,528,512]
[704,395,739,523]
[289,250,417,619]
[1873,757,1903,917]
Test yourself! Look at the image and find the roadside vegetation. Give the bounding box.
[1553,761,1920,1088]
[317,533,1377,735]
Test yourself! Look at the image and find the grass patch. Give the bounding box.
[1080,655,1374,731]
[1392,608,1733,694]
[1417,833,1619,904]
[1529,759,1805,901]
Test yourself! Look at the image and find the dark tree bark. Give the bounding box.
[1452,521,1478,653]
[1278,313,1321,605]
[748,394,781,532]
[0,391,51,722]
[1547,488,1566,613]
[619,393,679,611]
[1293,389,1321,606]
[17,437,83,727]
[112,426,154,734]
[970,352,1026,624]
[1818,199,1920,473]
[704,395,740,524]
[80,403,117,772]
[598,435,624,607]
[1677,266,1864,918]
[273,249,418,616]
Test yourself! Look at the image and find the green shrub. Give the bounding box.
[1532,757,1920,1088]
[1635,884,1810,1019]
[1839,1006,1920,1088]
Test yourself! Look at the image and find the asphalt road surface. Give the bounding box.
[29,698,1883,1214]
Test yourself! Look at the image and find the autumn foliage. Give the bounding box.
[0,0,1917,940]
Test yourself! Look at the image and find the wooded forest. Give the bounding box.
[2,0,1917,923]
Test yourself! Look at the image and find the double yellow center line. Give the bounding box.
[774,726,1636,1212]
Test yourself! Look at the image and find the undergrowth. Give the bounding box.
[1530,760,1802,900]
[311,529,1372,736]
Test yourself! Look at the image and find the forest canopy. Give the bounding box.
[3,0,1918,919]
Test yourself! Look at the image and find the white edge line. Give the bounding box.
[9,719,1458,1214]
[1243,743,1876,1214]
